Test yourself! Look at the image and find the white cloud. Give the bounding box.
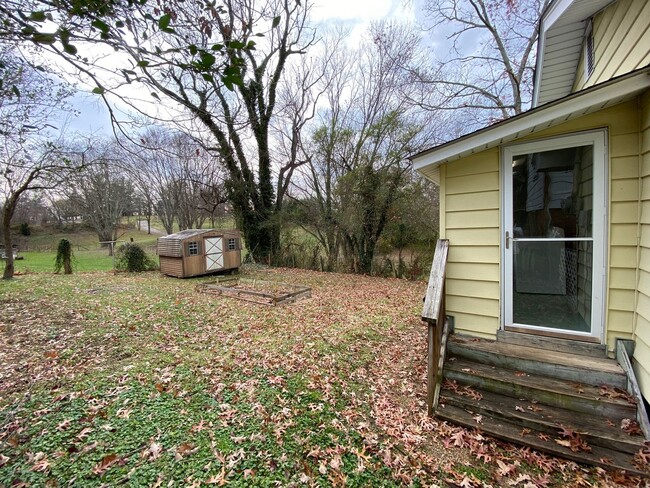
[311,0,415,46]
[311,0,395,22]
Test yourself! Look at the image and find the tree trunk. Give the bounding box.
[2,198,17,280]
[3,225,15,280]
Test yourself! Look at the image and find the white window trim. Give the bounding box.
[501,130,608,343]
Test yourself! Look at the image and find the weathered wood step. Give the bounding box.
[496,330,608,358]
[448,336,626,388]
[440,388,644,454]
[436,403,648,476]
[445,359,637,418]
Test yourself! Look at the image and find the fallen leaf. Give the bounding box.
[92,453,118,475]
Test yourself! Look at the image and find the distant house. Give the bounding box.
[157,229,242,278]
[413,0,650,470]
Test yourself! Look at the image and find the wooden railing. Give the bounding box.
[421,239,449,416]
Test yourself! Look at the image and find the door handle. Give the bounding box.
[506,231,510,249]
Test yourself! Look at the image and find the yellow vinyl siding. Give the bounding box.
[440,100,642,348]
[442,148,501,338]
[634,90,650,401]
[574,0,650,92]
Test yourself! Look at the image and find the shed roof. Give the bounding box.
[412,65,650,181]
[159,229,239,241]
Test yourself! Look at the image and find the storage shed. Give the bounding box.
[157,229,242,278]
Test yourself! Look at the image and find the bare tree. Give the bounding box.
[123,127,227,234]
[65,143,133,253]
[0,50,81,279]
[411,0,550,131]
[300,23,438,274]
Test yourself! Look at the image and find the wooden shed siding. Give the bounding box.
[443,148,501,338]
[158,239,183,257]
[574,0,650,92]
[159,257,183,277]
[634,90,650,401]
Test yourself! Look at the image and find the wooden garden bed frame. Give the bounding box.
[197,276,311,306]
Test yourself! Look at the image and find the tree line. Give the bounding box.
[0,0,549,279]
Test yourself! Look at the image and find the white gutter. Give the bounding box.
[412,67,650,172]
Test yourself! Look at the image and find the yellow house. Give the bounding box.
[413,0,650,472]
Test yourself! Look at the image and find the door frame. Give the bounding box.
[500,130,608,342]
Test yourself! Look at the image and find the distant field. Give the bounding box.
[6,222,161,273]
[14,250,119,273]
[17,223,159,252]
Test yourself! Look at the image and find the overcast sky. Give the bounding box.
[63,0,421,136]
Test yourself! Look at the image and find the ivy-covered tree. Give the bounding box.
[1,0,315,263]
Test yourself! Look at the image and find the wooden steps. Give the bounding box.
[437,335,648,475]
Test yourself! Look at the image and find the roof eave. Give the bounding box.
[412,67,650,173]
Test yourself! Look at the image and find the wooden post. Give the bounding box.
[422,239,449,416]
[427,322,435,416]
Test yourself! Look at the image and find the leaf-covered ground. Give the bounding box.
[0,268,645,486]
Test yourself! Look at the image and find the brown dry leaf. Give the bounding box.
[620,418,642,435]
[92,453,118,475]
[496,459,518,477]
[175,442,198,460]
[142,441,163,460]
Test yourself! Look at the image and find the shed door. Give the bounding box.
[205,237,224,271]
[502,131,606,341]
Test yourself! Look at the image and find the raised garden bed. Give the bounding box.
[197,276,311,306]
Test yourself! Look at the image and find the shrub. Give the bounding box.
[54,239,74,274]
[19,222,31,236]
[115,243,156,272]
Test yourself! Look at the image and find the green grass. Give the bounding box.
[14,250,116,273]
[12,221,160,252]
[0,270,425,486]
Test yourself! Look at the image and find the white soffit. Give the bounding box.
[412,67,650,174]
[533,0,614,107]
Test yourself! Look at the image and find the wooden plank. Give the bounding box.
[617,340,650,440]
[422,239,449,323]
[435,404,646,475]
[496,330,607,358]
[441,388,644,454]
[445,359,636,419]
[199,278,311,306]
[432,318,450,411]
[450,336,624,380]
[504,325,602,344]
[427,323,435,416]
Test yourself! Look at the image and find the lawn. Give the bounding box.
[0,268,642,486]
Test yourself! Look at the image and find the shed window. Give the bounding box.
[228,238,238,250]
[187,241,200,256]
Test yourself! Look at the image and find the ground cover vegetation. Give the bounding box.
[1,268,644,486]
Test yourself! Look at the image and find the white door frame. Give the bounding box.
[501,130,608,342]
